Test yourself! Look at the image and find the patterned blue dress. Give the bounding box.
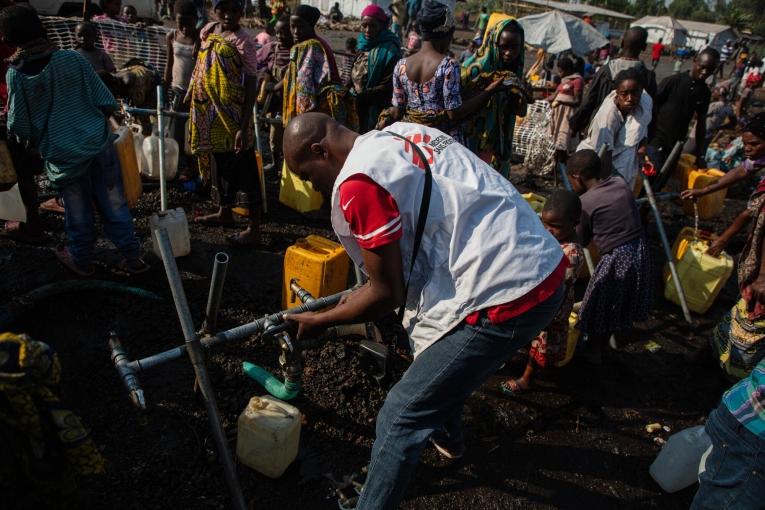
[391,55,464,143]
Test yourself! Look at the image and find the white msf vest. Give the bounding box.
[331,122,563,357]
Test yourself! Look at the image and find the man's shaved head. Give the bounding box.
[282,113,359,198]
[283,112,333,169]
[622,27,648,58]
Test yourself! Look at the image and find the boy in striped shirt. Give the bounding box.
[1,5,147,275]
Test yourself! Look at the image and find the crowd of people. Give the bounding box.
[1,0,765,508]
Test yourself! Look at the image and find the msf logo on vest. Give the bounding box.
[398,133,435,170]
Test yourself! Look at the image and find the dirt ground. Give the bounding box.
[1,155,750,509]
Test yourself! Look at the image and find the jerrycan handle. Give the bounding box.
[296,238,331,255]
[249,397,293,419]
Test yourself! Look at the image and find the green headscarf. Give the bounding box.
[461,18,526,173]
[357,29,402,89]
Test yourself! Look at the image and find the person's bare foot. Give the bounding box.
[227,226,260,246]
[194,208,236,227]
[39,197,64,214]
[2,221,46,244]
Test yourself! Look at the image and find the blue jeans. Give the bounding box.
[691,402,765,509]
[356,286,564,510]
[60,145,140,266]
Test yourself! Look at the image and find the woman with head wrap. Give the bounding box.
[681,113,765,379]
[351,4,401,133]
[461,17,531,177]
[378,0,506,143]
[281,4,356,211]
[283,4,355,128]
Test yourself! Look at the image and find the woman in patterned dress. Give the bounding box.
[376,0,504,144]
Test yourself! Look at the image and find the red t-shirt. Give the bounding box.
[339,174,567,326]
[652,43,664,60]
[339,174,403,249]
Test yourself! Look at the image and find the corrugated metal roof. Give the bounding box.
[676,19,732,35]
[517,0,635,20]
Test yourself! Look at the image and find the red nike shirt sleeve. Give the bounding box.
[338,174,403,250]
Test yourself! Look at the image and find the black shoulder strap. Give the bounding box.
[387,131,432,323]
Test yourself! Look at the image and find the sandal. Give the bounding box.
[54,245,95,276]
[227,230,260,247]
[193,212,236,228]
[1,221,47,245]
[40,197,65,214]
[117,258,151,275]
[499,379,528,396]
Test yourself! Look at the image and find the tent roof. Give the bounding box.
[631,15,687,31]
[677,19,733,35]
[519,10,609,55]
[515,0,635,21]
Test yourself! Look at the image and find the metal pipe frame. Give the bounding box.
[253,103,268,214]
[636,192,678,205]
[127,287,351,374]
[653,140,686,192]
[641,174,694,324]
[202,252,229,334]
[156,85,168,212]
[109,331,146,410]
[124,106,189,119]
[290,278,316,304]
[155,228,248,510]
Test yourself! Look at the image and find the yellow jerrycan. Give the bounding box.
[282,235,350,309]
[664,227,733,314]
[279,162,323,213]
[683,169,726,220]
[113,126,142,208]
[522,192,546,214]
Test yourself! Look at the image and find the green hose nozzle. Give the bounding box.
[242,361,300,401]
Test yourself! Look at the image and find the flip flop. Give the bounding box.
[499,379,527,396]
[193,213,237,228]
[117,258,151,275]
[39,197,65,214]
[54,245,95,276]
[226,231,259,247]
[1,221,47,245]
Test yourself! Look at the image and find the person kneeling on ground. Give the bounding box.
[283,112,566,510]
[501,190,584,395]
[1,4,148,276]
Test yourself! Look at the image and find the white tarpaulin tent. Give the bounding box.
[302,0,455,19]
[678,19,736,51]
[631,16,688,47]
[519,10,609,56]
[302,0,394,19]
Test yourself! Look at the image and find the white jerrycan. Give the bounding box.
[236,395,301,478]
[142,119,179,181]
[0,184,26,222]
[150,207,190,258]
[649,425,712,493]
